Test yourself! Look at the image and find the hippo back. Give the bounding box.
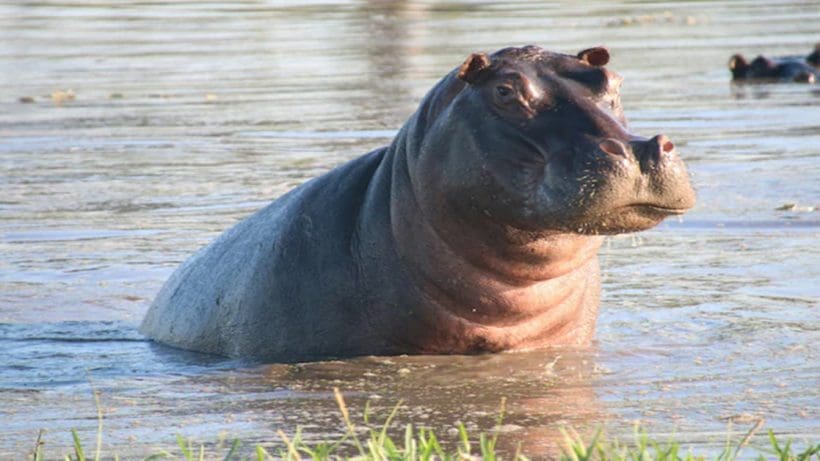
[140,148,387,360]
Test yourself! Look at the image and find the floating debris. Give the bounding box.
[18,96,35,103]
[51,89,75,105]
[109,92,124,99]
[719,413,764,424]
[204,93,218,102]
[776,203,816,212]
[607,12,701,27]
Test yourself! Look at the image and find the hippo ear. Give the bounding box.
[728,54,747,70]
[458,53,491,84]
[807,44,820,66]
[577,47,610,67]
[751,55,775,70]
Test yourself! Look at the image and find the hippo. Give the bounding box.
[808,44,820,68]
[729,44,820,83]
[141,45,696,362]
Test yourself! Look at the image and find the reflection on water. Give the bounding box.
[0,0,818,457]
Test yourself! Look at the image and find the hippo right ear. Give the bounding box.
[750,55,775,71]
[458,53,491,84]
[577,47,610,66]
[807,43,820,66]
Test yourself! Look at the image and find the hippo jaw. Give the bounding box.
[555,132,697,235]
[424,45,696,237]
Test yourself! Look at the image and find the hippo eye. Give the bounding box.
[495,85,514,98]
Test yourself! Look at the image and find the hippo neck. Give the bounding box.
[376,114,604,351]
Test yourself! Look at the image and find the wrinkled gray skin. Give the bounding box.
[141,45,696,362]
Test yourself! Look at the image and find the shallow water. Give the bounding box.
[1,0,818,457]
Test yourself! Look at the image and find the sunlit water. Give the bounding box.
[1,0,818,458]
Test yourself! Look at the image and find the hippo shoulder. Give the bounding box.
[140,148,387,359]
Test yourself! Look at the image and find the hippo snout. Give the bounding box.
[634,134,676,168]
[593,131,694,225]
[599,134,676,167]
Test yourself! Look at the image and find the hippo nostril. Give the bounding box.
[599,138,629,158]
[652,134,675,155]
[634,135,677,172]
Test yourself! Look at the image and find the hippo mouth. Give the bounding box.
[606,202,692,231]
[627,203,691,216]
[575,201,694,235]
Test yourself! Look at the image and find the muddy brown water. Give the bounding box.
[1,0,818,458]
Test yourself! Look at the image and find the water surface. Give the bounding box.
[1,0,818,457]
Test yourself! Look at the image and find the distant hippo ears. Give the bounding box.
[458,53,491,84]
[807,44,820,66]
[728,54,747,70]
[751,55,775,70]
[577,47,610,67]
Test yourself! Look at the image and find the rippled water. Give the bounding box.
[1,0,818,458]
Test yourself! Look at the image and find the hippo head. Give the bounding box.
[412,45,695,237]
[730,53,817,83]
[728,54,751,80]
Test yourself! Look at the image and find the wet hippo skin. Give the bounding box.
[729,44,820,83]
[140,45,696,362]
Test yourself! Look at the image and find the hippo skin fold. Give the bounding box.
[141,45,696,362]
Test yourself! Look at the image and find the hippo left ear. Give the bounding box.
[458,53,491,84]
[751,55,775,71]
[577,47,610,67]
[807,43,819,66]
[728,54,748,71]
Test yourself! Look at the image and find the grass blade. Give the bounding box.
[333,387,365,457]
[33,429,45,461]
[92,389,103,461]
[378,399,404,445]
[175,435,192,460]
[71,429,86,461]
[277,429,302,461]
[222,439,241,461]
[733,418,764,460]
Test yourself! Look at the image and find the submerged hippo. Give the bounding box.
[141,45,695,362]
[729,44,820,83]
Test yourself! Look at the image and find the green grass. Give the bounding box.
[34,388,819,461]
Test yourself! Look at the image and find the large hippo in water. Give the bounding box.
[141,45,695,362]
[729,44,820,83]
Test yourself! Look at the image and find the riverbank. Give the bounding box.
[34,390,819,460]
